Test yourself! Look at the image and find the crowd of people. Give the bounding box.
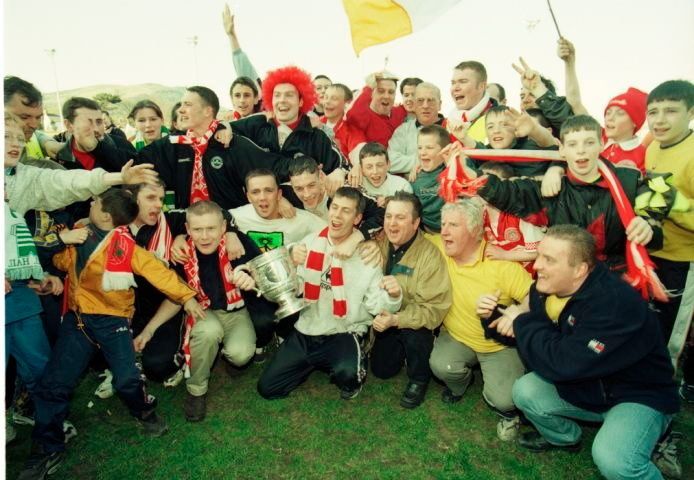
[4,7,694,480]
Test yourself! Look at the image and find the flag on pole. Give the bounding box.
[342,0,461,56]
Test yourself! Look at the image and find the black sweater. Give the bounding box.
[514,263,679,414]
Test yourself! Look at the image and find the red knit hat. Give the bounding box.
[604,87,647,133]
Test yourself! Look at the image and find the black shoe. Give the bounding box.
[17,445,64,480]
[518,431,581,453]
[184,392,207,422]
[253,348,267,364]
[138,411,168,437]
[340,384,362,400]
[400,382,428,409]
[225,361,247,378]
[441,387,464,404]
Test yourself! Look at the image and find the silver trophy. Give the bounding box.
[235,247,306,321]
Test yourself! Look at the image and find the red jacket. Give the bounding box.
[346,86,407,147]
[320,116,366,163]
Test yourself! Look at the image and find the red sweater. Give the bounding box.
[321,116,366,163]
[601,132,646,173]
[345,86,407,147]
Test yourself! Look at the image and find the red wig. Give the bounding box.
[262,66,317,116]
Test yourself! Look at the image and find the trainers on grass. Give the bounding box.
[94,369,114,399]
[678,380,694,404]
[496,415,520,442]
[652,431,682,479]
[340,384,362,400]
[163,368,184,388]
[17,446,63,480]
[138,411,168,437]
[63,420,78,443]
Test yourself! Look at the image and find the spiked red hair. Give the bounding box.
[262,66,317,116]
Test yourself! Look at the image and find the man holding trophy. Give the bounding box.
[257,187,403,400]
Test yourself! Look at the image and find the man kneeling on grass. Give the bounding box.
[257,187,402,400]
[176,200,260,422]
[481,225,680,479]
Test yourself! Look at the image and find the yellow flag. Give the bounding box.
[343,0,461,55]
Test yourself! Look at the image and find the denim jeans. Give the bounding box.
[5,312,51,399]
[32,312,155,453]
[513,372,671,480]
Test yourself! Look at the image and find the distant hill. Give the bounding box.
[42,83,186,127]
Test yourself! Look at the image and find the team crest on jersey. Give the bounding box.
[567,315,576,326]
[504,227,521,243]
[210,156,224,169]
[587,339,605,354]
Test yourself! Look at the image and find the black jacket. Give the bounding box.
[514,263,679,414]
[138,130,285,210]
[231,114,347,182]
[478,162,662,267]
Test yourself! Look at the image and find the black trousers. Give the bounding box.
[139,315,184,382]
[245,294,298,348]
[370,328,434,384]
[257,330,365,399]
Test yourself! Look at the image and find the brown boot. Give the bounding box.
[184,392,207,422]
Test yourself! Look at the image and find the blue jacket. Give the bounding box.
[514,263,679,414]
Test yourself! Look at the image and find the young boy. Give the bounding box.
[479,162,545,272]
[412,125,450,232]
[644,79,694,400]
[20,189,203,479]
[453,105,558,178]
[360,142,412,205]
[473,115,660,269]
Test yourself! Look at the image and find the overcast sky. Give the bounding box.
[4,0,694,121]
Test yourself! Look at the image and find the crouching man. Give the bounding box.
[488,225,680,479]
[176,201,259,422]
[257,187,402,400]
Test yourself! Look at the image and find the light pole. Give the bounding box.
[187,36,199,83]
[45,48,64,124]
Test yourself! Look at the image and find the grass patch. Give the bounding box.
[6,364,693,479]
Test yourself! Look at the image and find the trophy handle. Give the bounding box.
[233,264,263,297]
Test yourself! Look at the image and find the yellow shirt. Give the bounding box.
[430,236,532,353]
[645,132,694,261]
[545,295,571,323]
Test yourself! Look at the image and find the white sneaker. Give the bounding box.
[163,368,184,388]
[94,370,114,399]
[63,420,78,443]
[497,416,520,442]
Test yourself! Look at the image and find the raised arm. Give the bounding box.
[222,3,260,83]
[558,38,588,115]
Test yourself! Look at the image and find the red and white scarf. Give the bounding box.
[181,235,244,376]
[440,147,669,302]
[303,227,347,318]
[146,212,173,265]
[171,120,219,205]
[102,226,138,291]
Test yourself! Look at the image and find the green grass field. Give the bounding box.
[6,361,693,479]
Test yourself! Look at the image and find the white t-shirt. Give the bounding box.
[230,204,327,252]
[362,174,413,198]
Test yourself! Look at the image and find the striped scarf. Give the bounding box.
[4,202,44,281]
[146,212,172,265]
[303,227,347,318]
[182,235,244,376]
[170,120,219,205]
[440,148,669,302]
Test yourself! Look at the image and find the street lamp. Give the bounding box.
[187,36,199,83]
[45,48,64,124]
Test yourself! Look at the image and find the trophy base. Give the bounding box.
[274,297,308,321]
